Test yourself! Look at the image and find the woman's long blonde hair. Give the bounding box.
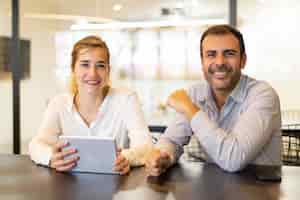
[69,35,111,95]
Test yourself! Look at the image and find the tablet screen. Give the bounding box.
[59,136,119,174]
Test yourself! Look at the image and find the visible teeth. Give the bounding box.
[214,72,227,78]
[87,80,100,84]
[215,72,226,75]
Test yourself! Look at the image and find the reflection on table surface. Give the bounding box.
[0,154,300,200]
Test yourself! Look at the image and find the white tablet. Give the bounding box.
[59,135,119,174]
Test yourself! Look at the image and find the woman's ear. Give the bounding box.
[69,72,78,94]
[107,64,111,74]
[106,64,111,84]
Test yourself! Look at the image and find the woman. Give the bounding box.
[29,36,152,174]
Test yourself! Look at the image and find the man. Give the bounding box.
[146,25,282,175]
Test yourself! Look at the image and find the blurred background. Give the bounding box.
[1,0,300,154]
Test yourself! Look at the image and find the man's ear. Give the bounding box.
[200,54,204,70]
[241,53,247,69]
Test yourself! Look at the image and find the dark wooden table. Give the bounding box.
[0,154,299,200]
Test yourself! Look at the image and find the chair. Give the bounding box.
[281,125,300,166]
[148,125,166,143]
[148,125,167,133]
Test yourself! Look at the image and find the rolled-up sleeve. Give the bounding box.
[157,113,193,163]
[122,92,153,166]
[124,92,152,147]
[190,85,281,172]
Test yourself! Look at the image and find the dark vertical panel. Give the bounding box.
[11,0,20,154]
[229,0,237,27]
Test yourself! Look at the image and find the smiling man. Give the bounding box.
[146,25,282,175]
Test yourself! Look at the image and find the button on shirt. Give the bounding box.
[158,75,282,172]
[29,88,151,166]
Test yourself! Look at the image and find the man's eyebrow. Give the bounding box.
[223,49,238,53]
[205,50,217,53]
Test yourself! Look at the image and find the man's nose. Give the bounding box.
[215,55,225,65]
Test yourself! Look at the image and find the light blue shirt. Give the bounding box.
[160,75,282,172]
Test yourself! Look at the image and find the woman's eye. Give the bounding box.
[96,64,105,68]
[80,63,89,67]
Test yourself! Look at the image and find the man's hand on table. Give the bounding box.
[145,149,172,176]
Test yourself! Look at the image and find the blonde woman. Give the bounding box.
[29,36,152,174]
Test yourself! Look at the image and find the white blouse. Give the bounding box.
[29,88,152,166]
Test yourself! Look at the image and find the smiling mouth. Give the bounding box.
[85,80,102,85]
[213,72,228,79]
[208,64,232,79]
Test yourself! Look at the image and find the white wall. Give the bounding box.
[0,1,67,153]
[0,0,300,154]
[0,1,12,152]
[239,0,300,110]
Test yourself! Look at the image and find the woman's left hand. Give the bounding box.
[114,149,130,175]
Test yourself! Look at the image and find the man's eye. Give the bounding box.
[224,51,236,57]
[207,53,215,58]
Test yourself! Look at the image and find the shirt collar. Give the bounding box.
[196,82,217,111]
[66,89,112,113]
[229,74,247,103]
[197,82,210,103]
[199,74,248,104]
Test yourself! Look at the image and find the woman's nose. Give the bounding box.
[88,66,97,77]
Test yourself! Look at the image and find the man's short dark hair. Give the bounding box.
[200,25,246,57]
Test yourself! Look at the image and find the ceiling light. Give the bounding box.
[70,18,226,30]
[24,13,115,23]
[77,19,88,25]
[175,2,184,9]
[113,4,122,11]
